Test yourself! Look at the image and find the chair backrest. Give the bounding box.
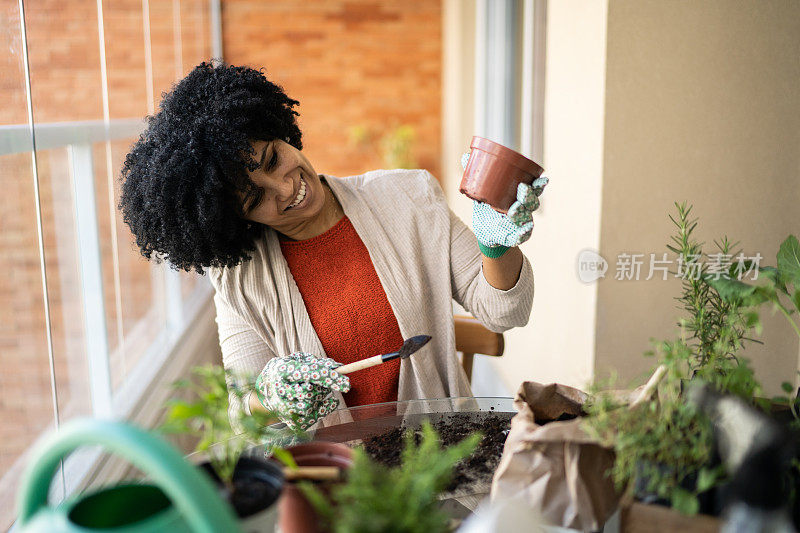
[454,315,504,383]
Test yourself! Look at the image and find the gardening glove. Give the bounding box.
[461,152,548,258]
[255,352,350,431]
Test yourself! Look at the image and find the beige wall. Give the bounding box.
[595,0,800,394]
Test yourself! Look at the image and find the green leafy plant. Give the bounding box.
[666,202,758,371]
[160,364,298,490]
[704,234,800,520]
[705,235,800,344]
[300,421,480,533]
[586,205,800,518]
[585,202,767,515]
[705,234,800,420]
[584,319,757,514]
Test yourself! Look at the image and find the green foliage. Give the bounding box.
[379,125,417,170]
[585,202,769,515]
[300,421,481,533]
[665,201,751,370]
[702,234,800,515]
[585,336,727,514]
[662,202,761,400]
[160,365,298,489]
[705,234,800,342]
[706,233,800,428]
[778,236,800,284]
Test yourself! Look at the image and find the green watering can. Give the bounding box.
[15,418,242,533]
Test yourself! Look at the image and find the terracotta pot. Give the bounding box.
[459,136,545,213]
[276,441,353,533]
[620,502,721,533]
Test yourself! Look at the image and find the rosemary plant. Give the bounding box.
[666,201,753,371]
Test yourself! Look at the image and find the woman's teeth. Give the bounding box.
[287,179,306,209]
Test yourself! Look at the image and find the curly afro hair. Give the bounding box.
[119,62,302,274]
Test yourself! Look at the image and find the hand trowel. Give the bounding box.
[336,335,431,375]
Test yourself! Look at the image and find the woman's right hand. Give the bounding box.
[255,352,350,430]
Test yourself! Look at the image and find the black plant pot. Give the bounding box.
[200,456,284,525]
[790,460,800,530]
[655,378,800,525]
[633,460,727,516]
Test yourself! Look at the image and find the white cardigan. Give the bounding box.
[207,168,535,422]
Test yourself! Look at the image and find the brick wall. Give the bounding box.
[222,0,443,179]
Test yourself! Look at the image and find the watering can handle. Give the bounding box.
[16,419,242,533]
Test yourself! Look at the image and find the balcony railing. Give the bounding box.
[0,117,212,507]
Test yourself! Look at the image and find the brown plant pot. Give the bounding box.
[620,502,721,533]
[459,136,545,213]
[276,441,353,533]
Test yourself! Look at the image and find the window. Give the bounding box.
[0,1,218,529]
[473,0,545,161]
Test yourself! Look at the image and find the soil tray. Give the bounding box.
[305,397,516,512]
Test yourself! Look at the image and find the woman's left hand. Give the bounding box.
[472,177,548,252]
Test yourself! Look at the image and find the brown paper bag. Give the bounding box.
[490,382,621,531]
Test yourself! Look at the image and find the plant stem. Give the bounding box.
[776,301,800,341]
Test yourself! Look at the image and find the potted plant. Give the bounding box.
[161,364,297,531]
[274,440,355,533]
[584,202,800,529]
[299,421,481,533]
[705,232,800,524]
[704,234,800,351]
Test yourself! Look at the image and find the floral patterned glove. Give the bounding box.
[255,353,350,431]
[461,152,548,258]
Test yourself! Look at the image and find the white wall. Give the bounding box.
[443,0,609,393]
[500,0,608,390]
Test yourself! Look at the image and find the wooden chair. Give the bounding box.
[454,314,505,384]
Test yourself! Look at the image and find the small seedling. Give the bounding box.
[160,364,301,490]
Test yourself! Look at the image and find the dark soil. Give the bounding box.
[361,413,513,493]
[229,478,281,517]
[200,459,282,518]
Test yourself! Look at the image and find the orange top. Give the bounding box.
[279,216,402,407]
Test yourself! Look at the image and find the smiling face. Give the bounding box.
[243,139,328,236]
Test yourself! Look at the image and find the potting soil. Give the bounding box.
[361,412,511,494]
[230,478,281,517]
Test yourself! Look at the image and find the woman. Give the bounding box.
[119,63,544,430]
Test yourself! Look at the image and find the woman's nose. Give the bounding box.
[269,175,295,202]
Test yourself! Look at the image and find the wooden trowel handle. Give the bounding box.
[630,365,667,408]
[337,354,383,375]
[283,466,341,481]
